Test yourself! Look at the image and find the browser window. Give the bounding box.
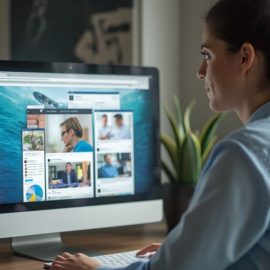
[0,71,152,204]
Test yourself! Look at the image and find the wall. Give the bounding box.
[140,0,181,183]
[140,0,182,134]
[0,0,10,59]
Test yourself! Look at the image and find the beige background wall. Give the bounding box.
[140,0,182,134]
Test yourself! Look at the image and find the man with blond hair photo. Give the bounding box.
[60,117,93,152]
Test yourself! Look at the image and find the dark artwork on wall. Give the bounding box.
[10,0,137,64]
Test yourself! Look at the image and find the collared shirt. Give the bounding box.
[99,126,112,139]
[111,125,131,140]
[100,164,119,178]
[67,173,71,186]
[98,101,270,270]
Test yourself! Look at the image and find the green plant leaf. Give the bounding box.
[161,133,178,173]
[161,161,177,184]
[180,132,201,184]
[163,105,182,150]
[173,95,185,143]
[184,100,196,133]
[199,113,226,155]
[161,97,226,185]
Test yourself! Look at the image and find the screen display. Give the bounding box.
[0,63,160,210]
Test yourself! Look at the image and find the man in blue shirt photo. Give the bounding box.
[98,114,112,140]
[98,154,119,179]
[111,114,131,140]
[60,117,93,152]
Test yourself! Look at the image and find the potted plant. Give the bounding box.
[161,96,226,231]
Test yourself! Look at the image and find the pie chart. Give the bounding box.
[26,185,44,202]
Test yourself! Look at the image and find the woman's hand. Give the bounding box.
[50,252,102,270]
[136,243,161,258]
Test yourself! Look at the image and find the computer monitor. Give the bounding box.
[0,61,162,261]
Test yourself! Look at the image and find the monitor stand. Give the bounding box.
[11,233,98,262]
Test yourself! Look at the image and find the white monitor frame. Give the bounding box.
[0,61,162,261]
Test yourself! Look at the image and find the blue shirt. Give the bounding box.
[98,101,270,270]
[111,125,131,140]
[99,126,112,139]
[99,164,119,178]
[73,140,93,152]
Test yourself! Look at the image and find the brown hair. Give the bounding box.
[205,0,270,80]
[60,117,83,138]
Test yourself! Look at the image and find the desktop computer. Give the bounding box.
[0,61,162,262]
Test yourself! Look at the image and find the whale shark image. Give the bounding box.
[33,91,59,108]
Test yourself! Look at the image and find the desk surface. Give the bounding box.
[0,222,166,270]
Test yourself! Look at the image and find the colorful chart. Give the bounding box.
[26,185,44,202]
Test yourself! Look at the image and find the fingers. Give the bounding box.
[62,252,73,258]
[52,252,101,270]
[53,252,73,268]
[136,243,161,256]
[51,253,73,270]
[51,261,65,270]
[54,252,72,262]
[54,255,66,262]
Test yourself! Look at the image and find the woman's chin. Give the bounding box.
[208,99,221,112]
[208,101,227,113]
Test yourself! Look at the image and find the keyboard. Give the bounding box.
[95,250,149,266]
[44,250,149,269]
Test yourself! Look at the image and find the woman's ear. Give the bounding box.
[240,42,256,74]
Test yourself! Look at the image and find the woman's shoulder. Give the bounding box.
[218,119,270,154]
[204,122,270,179]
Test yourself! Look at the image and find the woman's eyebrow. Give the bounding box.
[200,44,210,50]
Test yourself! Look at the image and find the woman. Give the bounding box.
[51,0,270,269]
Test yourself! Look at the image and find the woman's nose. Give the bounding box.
[197,61,206,80]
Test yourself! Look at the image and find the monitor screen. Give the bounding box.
[0,61,162,247]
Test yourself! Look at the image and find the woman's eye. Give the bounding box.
[201,51,211,60]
